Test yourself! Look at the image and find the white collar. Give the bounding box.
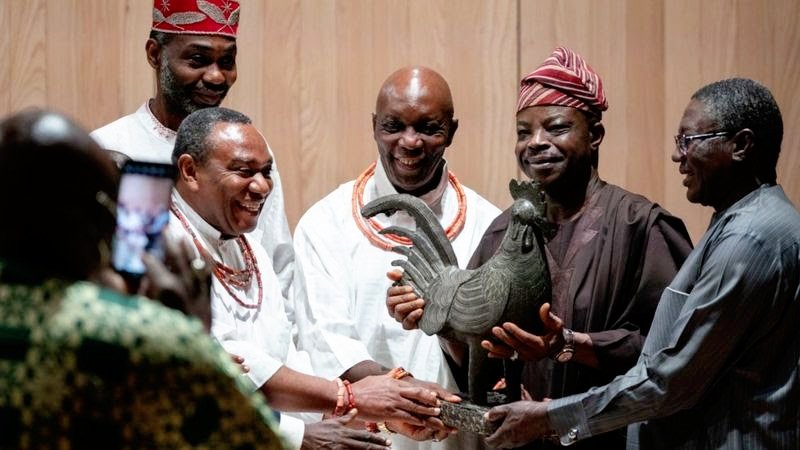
[171,190,234,260]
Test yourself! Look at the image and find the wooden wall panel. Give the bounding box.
[119,0,154,115]
[624,0,666,200]
[0,0,798,241]
[46,0,125,129]
[0,1,7,115]
[420,0,518,209]
[6,0,46,112]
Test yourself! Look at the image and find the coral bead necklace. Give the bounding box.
[351,162,467,251]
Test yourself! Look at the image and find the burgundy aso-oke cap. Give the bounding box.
[152,0,240,38]
[517,47,608,114]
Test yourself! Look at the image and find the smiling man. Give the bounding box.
[91,0,239,163]
[167,107,454,450]
[385,49,693,450]
[293,67,500,450]
[92,0,295,304]
[482,78,800,450]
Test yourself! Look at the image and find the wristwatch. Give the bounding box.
[552,328,575,363]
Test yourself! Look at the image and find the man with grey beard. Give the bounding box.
[92,0,295,300]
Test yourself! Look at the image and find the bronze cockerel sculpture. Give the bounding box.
[361,179,554,412]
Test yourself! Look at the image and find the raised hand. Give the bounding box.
[302,410,392,450]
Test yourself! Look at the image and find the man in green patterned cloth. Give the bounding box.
[0,109,283,449]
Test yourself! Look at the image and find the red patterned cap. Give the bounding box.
[517,47,608,114]
[152,0,240,38]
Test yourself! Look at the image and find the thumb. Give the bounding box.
[338,408,358,424]
[521,386,532,401]
[539,303,563,332]
[386,269,403,282]
[484,405,508,422]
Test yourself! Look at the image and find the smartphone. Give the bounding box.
[111,160,176,280]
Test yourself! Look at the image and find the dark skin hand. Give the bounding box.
[404,376,461,404]
[342,360,460,403]
[92,267,128,294]
[386,270,425,330]
[387,417,453,442]
[263,367,441,426]
[303,409,392,450]
[484,400,554,449]
[481,303,561,361]
[482,303,599,368]
[341,360,459,440]
[140,237,213,332]
[401,376,459,440]
[349,375,441,425]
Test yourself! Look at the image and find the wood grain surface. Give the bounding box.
[1,0,797,243]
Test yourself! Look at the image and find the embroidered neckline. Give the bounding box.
[145,99,178,141]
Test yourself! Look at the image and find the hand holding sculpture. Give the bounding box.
[386,270,425,330]
[351,375,440,424]
[484,400,554,448]
[481,302,563,362]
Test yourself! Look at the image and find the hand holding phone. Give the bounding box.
[111,161,175,280]
[139,237,213,331]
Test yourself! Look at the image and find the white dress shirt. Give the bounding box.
[166,191,314,449]
[293,160,500,450]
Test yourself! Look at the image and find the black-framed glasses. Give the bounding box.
[674,131,732,156]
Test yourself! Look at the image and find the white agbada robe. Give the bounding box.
[294,160,500,450]
[91,101,295,300]
[166,191,315,450]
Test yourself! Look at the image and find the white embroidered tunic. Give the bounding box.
[293,160,500,450]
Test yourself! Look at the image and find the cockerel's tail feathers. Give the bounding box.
[389,245,438,284]
[382,225,446,271]
[391,256,431,294]
[361,193,465,336]
[361,194,458,266]
[390,259,424,297]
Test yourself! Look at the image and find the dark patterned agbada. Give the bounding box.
[362,179,553,406]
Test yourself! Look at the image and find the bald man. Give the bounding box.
[293,67,500,450]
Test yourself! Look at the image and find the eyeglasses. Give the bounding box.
[674,131,732,156]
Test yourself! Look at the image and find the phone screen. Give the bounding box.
[111,160,176,278]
